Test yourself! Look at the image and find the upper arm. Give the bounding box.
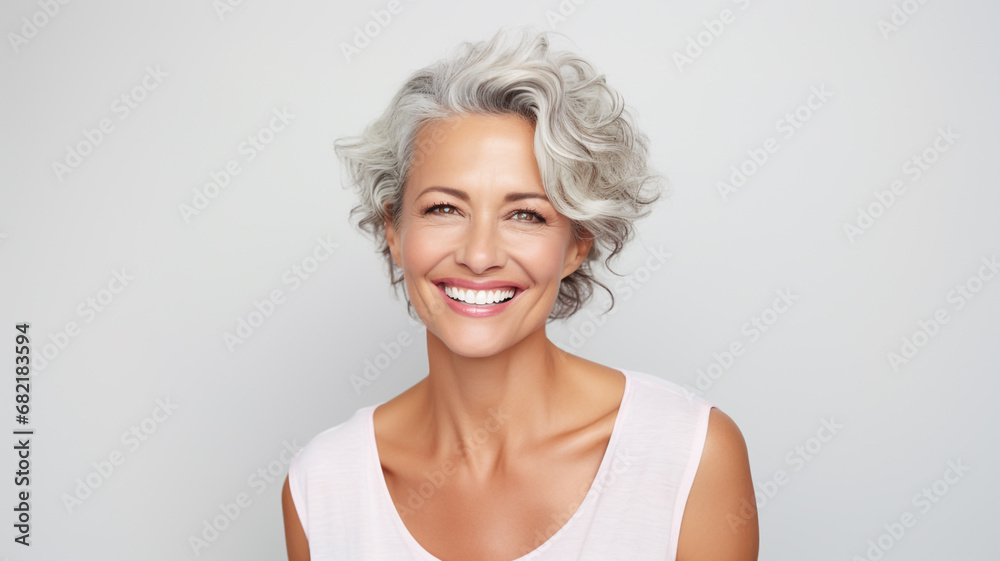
[282,475,311,561]
[676,407,759,561]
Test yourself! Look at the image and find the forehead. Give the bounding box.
[406,113,544,198]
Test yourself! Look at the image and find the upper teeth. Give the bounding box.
[444,285,516,305]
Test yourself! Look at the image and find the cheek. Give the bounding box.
[513,235,572,283]
[399,227,447,272]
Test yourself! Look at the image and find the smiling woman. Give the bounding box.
[387,114,592,354]
[282,27,758,561]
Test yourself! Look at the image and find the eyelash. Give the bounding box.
[421,203,547,224]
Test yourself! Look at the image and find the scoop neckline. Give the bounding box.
[365,368,633,561]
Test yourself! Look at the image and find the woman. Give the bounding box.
[282,28,758,560]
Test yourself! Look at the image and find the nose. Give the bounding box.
[454,218,506,274]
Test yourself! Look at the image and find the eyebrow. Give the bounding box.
[418,186,549,203]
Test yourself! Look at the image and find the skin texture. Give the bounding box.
[282,113,758,560]
[677,408,759,560]
[282,477,309,560]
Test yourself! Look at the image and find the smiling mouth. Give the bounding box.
[440,284,518,306]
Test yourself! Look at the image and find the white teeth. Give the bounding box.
[443,285,516,305]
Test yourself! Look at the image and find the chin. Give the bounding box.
[435,326,516,358]
[446,343,504,359]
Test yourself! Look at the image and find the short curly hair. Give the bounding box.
[335,26,663,320]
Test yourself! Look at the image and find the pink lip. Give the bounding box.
[433,277,527,291]
[434,279,525,318]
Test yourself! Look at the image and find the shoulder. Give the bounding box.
[283,405,377,542]
[623,369,705,398]
[289,406,374,481]
[676,407,759,561]
[282,405,380,558]
[620,369,711,414]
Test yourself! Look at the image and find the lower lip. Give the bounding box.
[437,285,519,318]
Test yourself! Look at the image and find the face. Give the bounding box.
[385,113,592,358]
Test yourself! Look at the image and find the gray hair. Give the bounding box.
[335,27,663,320]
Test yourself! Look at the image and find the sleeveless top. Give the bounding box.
[287,368,714,560]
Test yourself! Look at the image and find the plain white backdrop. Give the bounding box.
[1,0,998,559]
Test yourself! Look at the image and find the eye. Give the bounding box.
[423,203,459,216]
[511,209,546,223]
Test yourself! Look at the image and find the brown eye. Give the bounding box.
[424,204,457,215]
[512,209,545,223]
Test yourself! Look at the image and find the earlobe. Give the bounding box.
[384,203,402,267]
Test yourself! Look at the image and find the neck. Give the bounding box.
[416,325,573,477]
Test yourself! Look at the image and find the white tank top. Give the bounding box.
[287,368,713,560]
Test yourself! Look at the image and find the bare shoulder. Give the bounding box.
[676,407,759,561]
[282,476,311,561]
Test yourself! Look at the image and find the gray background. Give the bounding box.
[1,0,998,559]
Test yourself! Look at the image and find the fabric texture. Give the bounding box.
[287,368,714,560]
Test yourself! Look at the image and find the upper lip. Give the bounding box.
[434,277,527,291]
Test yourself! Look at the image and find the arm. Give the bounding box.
[676,407,759,561]
[282,476,311,561]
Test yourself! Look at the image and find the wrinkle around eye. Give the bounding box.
[420,203,462,217]
[510,211,546,224]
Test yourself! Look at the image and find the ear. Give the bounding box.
[561,230,594,279]
[384,203,402,268]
